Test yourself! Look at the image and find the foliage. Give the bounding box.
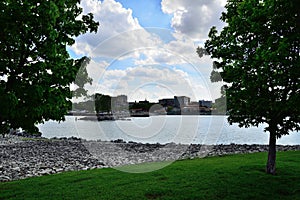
[198,0,299,174]
[72,100,95,113]
[1,151,300,199]
[0,0,99,134]
[95,93,112,113]
[129,101,155,112]
[166,106,174,112]
[212,97,227,115]
[212,86,227,115]
[73,57,93,98]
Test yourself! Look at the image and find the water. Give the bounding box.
[38,115,300,145]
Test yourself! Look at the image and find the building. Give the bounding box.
[138,99,149,104]
[199,100,212,108]
[181,104,200,115]
[111,95,127,105]
[189,101,199,106]
[174,96,190,108]
[158,98,175,107]
[111,95,128,110]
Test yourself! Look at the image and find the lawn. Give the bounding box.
[1,151,300,200]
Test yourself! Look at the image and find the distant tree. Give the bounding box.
[95,94,112,113]
[198,0,299,174]
[212,86,227,115]
[73,100,95,113]
[0,0,99,136]
[166,106,174,113]
[129,101,154,112]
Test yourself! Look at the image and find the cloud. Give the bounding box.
[161,0,226,41]
[72,0,219,66]
[133,31,205,67]
[71,0,161,59]
[70,0,225,102]
[83,64,216,102]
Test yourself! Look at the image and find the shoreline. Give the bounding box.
[1,136,300,182]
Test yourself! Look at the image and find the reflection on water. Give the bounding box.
[38,115,300,145]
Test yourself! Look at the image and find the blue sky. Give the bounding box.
[70,0,226,102]
[115,0,172,29]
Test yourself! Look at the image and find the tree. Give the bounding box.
[73,100,95,113]
[0,0,99,135]
[199,0,299,174]
[73,56,93,98]
[95,93,112,113]
[212,86,227,115]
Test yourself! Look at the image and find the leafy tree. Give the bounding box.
[0,0,99,135]
[212,86,227,115]
[199,0,299,174]
[73,100,95,113]
[73,56,93,98]
[129,101,154,112]
[95,93,112,113]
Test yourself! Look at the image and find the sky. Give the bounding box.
[69,0,227,102]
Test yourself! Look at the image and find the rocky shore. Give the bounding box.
[1,136,299,182]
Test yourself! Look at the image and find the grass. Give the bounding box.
[1,151,300,200]
[20,137,51,141]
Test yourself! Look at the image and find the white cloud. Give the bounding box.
[85,64,216,102]
[72,0,219,66]
[133,32,205,66]
[80,0,140,37]
[71,0,161,59]
[70,0,225,102]
[161,0,226,41]
[79,55,223,102]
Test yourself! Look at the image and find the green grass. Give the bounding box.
[20,137,51,141]
[1,151,300,200]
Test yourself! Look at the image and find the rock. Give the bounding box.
[12,167,21,171]
[39,164,48,169]
[54,168,64,173]
[39,169,53,175]
[0,137,299,182]
[0,175,11,182]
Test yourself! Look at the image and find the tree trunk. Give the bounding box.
[266,130,277,175]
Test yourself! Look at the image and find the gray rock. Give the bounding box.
[39,169,53,175]
[0,137,299,182]
[11,167,21,171]
[0,175,11,181]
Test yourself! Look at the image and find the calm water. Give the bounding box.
[38,115,300,145]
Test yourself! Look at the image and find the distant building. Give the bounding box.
[174,96,190,108]
[112,95,127,104]
[189,101,199,106]
[199,100,212,108]
[139,99,149,104]
[111,95,128,111]
[158,98,175,107]
[181,104,200,115]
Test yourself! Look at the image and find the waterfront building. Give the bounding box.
[111,95,128,111]
[158,98,175,107]
[138,99,149,104]
[174,96,190,108]
[199,100,212,108]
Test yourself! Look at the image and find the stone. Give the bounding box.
[0,137,299,182]
[12,167,21,171]
[0,175,11,181]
